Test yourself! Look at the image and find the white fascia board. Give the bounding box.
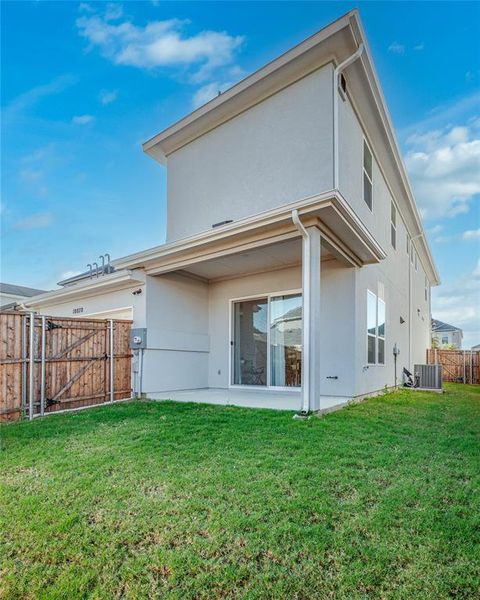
[112,190,385,274]
[23,270,146,309]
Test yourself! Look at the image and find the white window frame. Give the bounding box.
[229,289,302,392]
[366,290,386,366]
[377,298,386,365]
[391,202,397,249]
[367,290,377,366]
[362,138,373,212]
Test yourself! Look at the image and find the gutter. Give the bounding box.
[23,270,145,309]
[292,209,311,415]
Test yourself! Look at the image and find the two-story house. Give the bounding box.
[431,319,463,349]
[24,10,439,413]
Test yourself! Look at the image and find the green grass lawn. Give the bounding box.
[1,384,479,599]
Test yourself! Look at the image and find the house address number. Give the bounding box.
[73,307,84,314]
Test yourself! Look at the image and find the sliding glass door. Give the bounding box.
[233,299,268,385]
[232,293,302,388]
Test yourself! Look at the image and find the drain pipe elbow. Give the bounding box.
[292,209,308,239]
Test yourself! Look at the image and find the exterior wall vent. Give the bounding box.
[212,220,233,228]
[339,73,347,100]
[414,364,443,390]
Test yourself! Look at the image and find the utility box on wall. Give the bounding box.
[129,328,147,349]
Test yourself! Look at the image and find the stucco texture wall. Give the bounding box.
[166,65,334,242]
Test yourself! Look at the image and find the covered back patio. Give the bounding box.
[117,191,385,412]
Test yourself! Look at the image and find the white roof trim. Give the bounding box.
[23,270,145,309]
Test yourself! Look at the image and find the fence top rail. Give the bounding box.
[429,349,479,355]
[0,311,133,324]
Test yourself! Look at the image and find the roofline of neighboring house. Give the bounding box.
[0,284,47,297]
[57,264,115,287]
[141,9,439,286]
[22,270,146,310]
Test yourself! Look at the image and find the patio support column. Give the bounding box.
[301,226,322,413]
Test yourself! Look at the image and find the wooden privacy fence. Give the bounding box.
[0,312,133,422]
[426,348,480,384]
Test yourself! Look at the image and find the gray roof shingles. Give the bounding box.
[0,283,46,297]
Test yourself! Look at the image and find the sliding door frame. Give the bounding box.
[228,288,302,392]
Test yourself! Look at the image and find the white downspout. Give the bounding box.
[333,43,364,190]
[409,232,425,369]
[292,209,311,414]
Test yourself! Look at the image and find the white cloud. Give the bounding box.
[428,224,443,235]
[432,260,480,348]
[462,228,480,240]
[473,259,480,278]
[104,2,123,21]
[13,212,53,231]
[192,80,236,108]
[78,3,94,13]
[401,91,480,140]
[60,270,83,280]
[20,168,43,182]
[99,89,118,105]
[388,41,405,55]
[404,122,480,219]
[414,43,424,51]
[76,8,244,82]
[72,114,95,125]
[2,75,76,124]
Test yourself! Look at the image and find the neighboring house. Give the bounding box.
[23,10,439,413]
[431,319,463,349]
[0,283,47,310]
[471,344,480,351]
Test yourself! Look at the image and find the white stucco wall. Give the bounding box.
[141,273,209,394]
[166,65,334,242]
[337,92,431,395]
[32,285,145,323]
[207,259,356,401]
[432,330,462,349]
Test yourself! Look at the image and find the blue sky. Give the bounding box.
[1,1,479,345]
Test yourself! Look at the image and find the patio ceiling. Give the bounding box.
[177,237,335,281]
[114,191,386,280]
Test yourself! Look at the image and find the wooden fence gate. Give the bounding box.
[0,312,132,422]
[426,348,480,384]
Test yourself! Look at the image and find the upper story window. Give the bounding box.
[367,290,386,365]
[391,202,397,249]
[363,140,373,211]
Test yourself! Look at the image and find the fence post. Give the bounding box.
[28,313,35,420]
[40,316,46,416]
[109,319,114,403]
[21,315,27,416]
